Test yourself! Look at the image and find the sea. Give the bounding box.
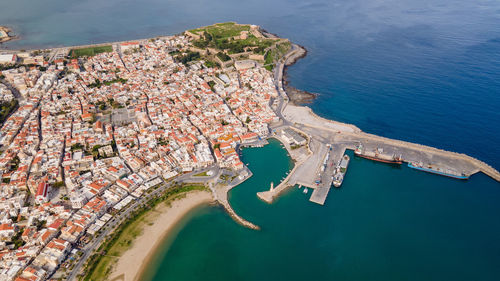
[1,0,499,280]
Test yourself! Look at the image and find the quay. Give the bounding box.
[309,145,347,205]
[258,43,500,206]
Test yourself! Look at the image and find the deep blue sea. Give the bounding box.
[2,1,500,280]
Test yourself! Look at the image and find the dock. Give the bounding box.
[257,43,500,207]
[309,145,347,205]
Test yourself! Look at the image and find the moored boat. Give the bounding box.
[355,144,403,165]
[333,154,350,187]
[408,162,469,180]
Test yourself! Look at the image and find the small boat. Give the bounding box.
[303,188,308,194]
[333,154,350,187]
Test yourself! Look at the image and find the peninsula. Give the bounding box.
[0,22,498,281]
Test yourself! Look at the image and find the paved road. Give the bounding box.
[66,178,172,281]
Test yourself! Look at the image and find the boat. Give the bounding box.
[303,188,308,194]
[332,154,350,187]
[408,162,469,180]
[354,144,403,164]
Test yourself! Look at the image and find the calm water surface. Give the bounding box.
[1,1,499,280]
[146,140,500,281]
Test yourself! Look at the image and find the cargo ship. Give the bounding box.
[354,144,403,164]
[408,162,469,180]
[332,154,350,187]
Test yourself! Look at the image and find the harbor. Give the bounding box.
[257,43,500,206]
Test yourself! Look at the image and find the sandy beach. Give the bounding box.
[108,190,214,281]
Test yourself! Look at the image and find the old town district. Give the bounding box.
[0,34,278,280]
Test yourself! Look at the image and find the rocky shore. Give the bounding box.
[282,45,317,105]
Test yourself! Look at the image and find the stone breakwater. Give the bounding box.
[213,168,260,230]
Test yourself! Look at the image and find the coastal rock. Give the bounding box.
[0,26,15,44]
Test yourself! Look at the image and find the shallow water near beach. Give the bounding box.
[145,139,500,281]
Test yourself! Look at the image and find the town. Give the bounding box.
[2,22,500,281]
[0,24,283,280]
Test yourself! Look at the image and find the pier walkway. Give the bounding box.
[309,145,347,205]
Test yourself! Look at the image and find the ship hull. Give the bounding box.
[407,163,469,180]
[355,153,403,165]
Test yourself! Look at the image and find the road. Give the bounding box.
[66,178,172,281]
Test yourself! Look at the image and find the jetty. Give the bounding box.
[212,170,260,230]
[258,43,500,206]
[309,145,346,205]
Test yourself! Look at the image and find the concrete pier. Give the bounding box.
[259,43,500,206]
[309,145,347,205]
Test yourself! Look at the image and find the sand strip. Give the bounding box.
[108,190,214,281]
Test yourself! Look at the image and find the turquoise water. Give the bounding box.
[146,140,500,281]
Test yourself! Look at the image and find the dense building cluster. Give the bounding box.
[0,34,278,280]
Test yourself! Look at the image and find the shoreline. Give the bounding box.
[281,45,318,105]
[107,190,214,281]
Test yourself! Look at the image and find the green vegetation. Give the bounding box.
[216,52,231,62]
[188,22,291,71]
[70,45,113,58]
[264,41,291,71]
[204,60,220,69]
[207,80,216,92]
[175,51,201,65]
[52,181,65,188]
[9,155,20,172]
[7,230,26,249]
[194,171,209,177]
[0,99,18,125]
[190,22,250,38]
[87,77,128,89]
[70,143,84,151]
[82,184,208,281]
